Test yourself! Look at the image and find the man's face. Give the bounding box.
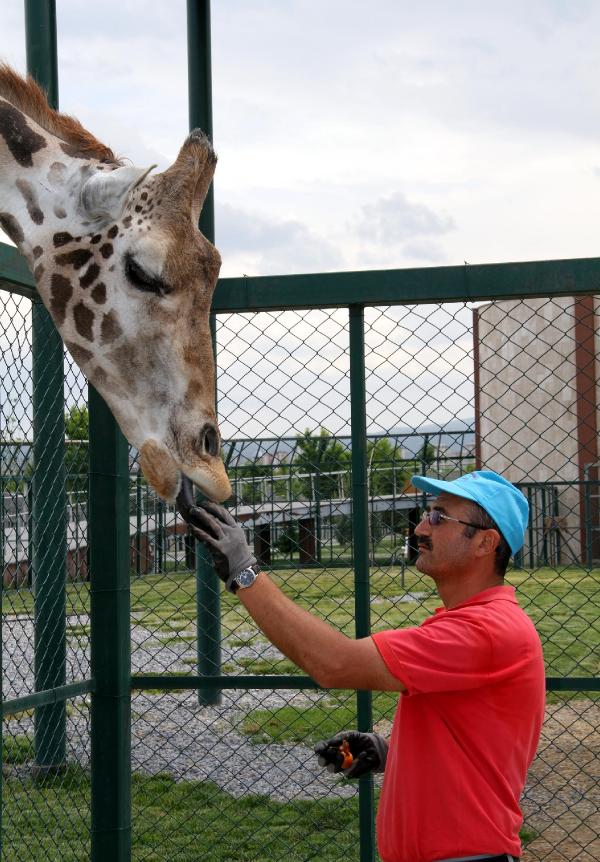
[413,492,480,581]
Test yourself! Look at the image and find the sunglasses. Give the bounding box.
[420,510,487,530]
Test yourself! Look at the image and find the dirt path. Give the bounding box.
[522,699,600,861]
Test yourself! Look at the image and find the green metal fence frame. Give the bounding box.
[2,2,600,861]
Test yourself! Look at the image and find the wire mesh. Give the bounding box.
[2,287,600,860]
[2,290,92,859]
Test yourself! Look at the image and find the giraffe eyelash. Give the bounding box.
[124,253,171,296]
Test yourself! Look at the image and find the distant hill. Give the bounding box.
[223,419,475,465]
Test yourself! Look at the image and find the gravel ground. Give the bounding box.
[3,613,359,801]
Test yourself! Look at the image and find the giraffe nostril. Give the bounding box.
[198,424,220,458]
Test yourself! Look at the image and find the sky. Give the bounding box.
[2,1,600,438]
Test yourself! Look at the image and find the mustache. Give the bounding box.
[418,539,433,550]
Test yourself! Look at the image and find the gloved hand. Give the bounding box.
[186,501,257,591]
[314,731,388,778]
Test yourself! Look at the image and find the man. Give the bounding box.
[190,470,545,862]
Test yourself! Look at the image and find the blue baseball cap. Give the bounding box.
[410,470,529,555]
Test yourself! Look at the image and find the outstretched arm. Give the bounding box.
[237,570,405,691]
[188,502,406,692]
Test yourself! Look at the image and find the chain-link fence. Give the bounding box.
[3,266,600,861]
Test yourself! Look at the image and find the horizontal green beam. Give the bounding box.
[213,256,600,311]
[132,675,598,692]
[3,241,600,309]
[545,677,600,691]
[2,679,95,717]
[131,674,321,690]
[0,243,38,301]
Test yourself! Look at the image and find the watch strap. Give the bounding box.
[226,563,261,594]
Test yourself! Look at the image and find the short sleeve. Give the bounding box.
[372,611,494,695]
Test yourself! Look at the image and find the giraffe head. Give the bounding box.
[0,65,231,502]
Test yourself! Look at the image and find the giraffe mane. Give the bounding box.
[0,63,122,165]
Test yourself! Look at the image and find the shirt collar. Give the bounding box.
[434,585,517,614]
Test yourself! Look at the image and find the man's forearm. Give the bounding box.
[237,571,353,687]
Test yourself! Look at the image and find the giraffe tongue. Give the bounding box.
[176,474,195,521]
[176,474,204,529]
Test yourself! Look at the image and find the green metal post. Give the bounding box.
[553,487,561,565]
[25,0,67,778]
[89,386,131,861]
[349,305,375,862]
[584,473,593,569]
[527,487,534,568]
[136,473,142,576]
[156,499,164,572]
[187,0,222,705]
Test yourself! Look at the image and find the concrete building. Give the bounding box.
[474,295,599,565]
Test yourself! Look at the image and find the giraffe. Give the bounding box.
[0,64,231,504]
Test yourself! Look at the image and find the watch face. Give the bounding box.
[236,568,257,588]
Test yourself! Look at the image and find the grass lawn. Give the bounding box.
[2,767,363,862]
[4,563,599,679]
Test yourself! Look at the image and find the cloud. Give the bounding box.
[216,202,342,276]
[356,192,455,245]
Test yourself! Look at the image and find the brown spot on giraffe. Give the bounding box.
[122,215,132,227]
[65,340,93,366]
[0,212,24,245]
[49,273,73,325]
[55,248,93,270]
[101,310,123,344]
[53,231,73,247]
[34,263,44,280]
[108,342,140,380]
[32,245,43,259]
[90,234,102,244]
[53,205,67,219]
[107,225,118,239]
[92,365,108,387]
[80,263,100,289]
[73,301,95,341]
[185,376,210,402]
[0,98,47,166]
[15,178,44,224]
[91,282,106,304]
[100,243,113,259]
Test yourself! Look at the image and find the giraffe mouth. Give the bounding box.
[175,473,232,526]
[139,439,231,504]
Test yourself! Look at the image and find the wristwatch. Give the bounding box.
[227,564,261,594]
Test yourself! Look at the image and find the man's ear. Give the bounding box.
[474,528,501,559]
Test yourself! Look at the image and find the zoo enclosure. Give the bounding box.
[2,2,600,861]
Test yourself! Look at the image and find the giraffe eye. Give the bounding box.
[124,254,171,296]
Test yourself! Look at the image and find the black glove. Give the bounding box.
[314,731,388,778]
[186,501,257,591]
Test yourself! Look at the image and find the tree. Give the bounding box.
[275,520,299,556]
[65,405,89,440]
[294,428,351,500]
[417,439,437,470]
[367,437,407,497]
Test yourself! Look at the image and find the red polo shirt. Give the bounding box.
[372,585,545,862]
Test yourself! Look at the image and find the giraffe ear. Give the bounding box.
[81,165,156,222]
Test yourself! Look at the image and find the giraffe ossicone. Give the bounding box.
[0,63,231,503]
